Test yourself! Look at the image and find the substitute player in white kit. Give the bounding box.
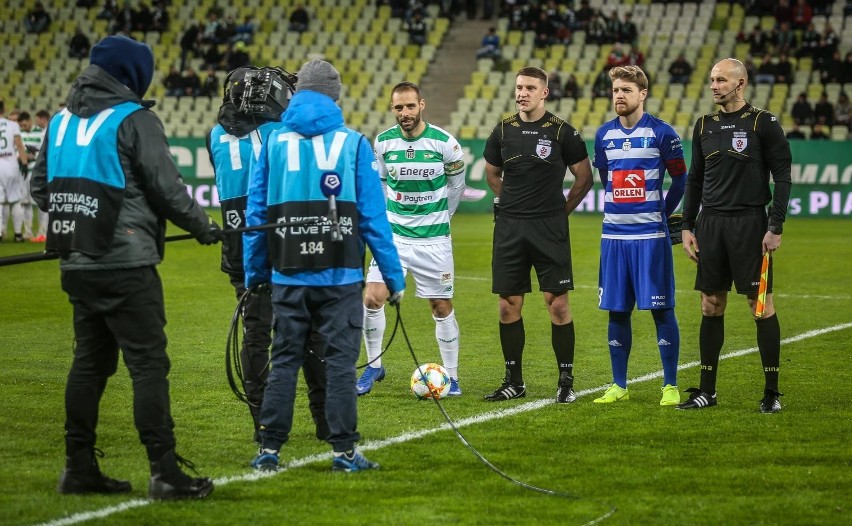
[358,81,466,396]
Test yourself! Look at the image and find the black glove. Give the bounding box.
[19,160,28,177]
[667,214,683,245]
[250,283,271,295]
[493,197,500,223]
[197,219,224,245]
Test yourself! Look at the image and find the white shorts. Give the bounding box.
[367,238,455,299]
[0,164,24,203]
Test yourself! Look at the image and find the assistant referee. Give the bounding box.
[483,66,593,403]
[678,58,792,413]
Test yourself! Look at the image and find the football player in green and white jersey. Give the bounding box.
[358,82,466,396]
[17,111,46,241]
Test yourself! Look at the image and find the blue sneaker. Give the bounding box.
[447,378,462,396]
[332,450,379,473]
[356,366,386,396]
[251,449,279,471]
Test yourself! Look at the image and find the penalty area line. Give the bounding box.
[34,321,852,526]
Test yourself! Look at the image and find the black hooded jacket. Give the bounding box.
[31,65,212,270]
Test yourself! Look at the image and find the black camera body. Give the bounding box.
[226,67,297,120]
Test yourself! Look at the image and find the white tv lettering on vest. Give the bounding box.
[275,131,354,243]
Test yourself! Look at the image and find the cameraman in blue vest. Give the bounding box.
[244,59,404,472]
[207,66,329,444]
[31,35,220,500]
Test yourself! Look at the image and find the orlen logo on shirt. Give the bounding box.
[611,169,646,202]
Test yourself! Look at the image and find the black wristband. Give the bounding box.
[768,225,783,235]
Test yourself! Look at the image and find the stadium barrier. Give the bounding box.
[172,139,852,217]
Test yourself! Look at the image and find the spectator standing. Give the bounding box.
[668,53,693,85]
[30,35,219,499]
[482,66,593,403]
[179,22,201,71]
[678,58,791,414]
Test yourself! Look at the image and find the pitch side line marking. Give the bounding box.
[34,322,852,526]
[455,275,851,301]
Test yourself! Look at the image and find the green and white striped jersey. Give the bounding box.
[21,125,45,169]
[374,122,465,242]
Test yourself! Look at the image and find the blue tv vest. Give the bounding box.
[265,127,362,271]
[45,101,143,256]
[210,121,279,273]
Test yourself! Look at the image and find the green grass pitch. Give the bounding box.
[0,213,849,526]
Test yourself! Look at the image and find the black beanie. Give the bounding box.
[90,35,154,97]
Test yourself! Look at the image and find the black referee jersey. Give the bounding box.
[683,103,793,233]
[483,111,589,219]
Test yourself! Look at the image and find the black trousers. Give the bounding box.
[60,266,176,461]
[230,275,328,439]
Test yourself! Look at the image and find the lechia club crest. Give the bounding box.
[536,138,552,159]
[732,131,748,152]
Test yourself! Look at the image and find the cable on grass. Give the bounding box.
[388,302,618,526]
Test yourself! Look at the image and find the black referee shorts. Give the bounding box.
[693,211,772,295]
[492,212,574,295]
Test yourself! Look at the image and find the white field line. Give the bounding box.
[35,322,852,526]
[455,275,852,301]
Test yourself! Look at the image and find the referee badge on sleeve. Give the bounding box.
[732,131,748,152]
[536,138,552,159]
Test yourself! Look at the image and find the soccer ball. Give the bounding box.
[410,363,451,400]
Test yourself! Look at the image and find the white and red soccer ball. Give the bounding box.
[410,363,451,400]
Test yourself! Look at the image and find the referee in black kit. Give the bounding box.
[483,66,593,404]
[677,58,792,413]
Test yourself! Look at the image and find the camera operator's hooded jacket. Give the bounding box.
[31,38,211,270]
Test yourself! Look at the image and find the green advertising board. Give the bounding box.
[172,138,852,217]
